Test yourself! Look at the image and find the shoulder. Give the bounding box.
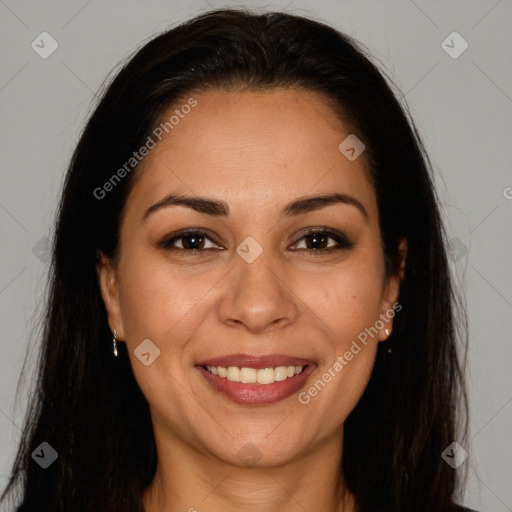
[451,506,480,512]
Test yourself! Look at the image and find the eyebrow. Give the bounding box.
[142,192,368,221]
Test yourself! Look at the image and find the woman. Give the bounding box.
[1,8,474,512]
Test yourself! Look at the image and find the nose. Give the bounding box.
[218,248,299,335]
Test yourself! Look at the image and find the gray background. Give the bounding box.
[1,0,511,510]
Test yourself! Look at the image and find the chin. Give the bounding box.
[204,435,307,469]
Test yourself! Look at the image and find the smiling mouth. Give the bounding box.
[196,356,316,405]
[203,364,305,385]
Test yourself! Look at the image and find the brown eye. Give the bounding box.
[291,229,354,253]
[159,230,221,252]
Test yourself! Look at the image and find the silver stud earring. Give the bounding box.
[385,328,391,337]
[112,329,118,357]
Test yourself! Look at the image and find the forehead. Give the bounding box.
[126,88,377,222]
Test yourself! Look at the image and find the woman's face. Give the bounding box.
[98,88,403,468]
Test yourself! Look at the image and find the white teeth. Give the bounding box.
[204,364,305,384]
[256,367,275,384]
[274,366,288,381]
[240,367,257,383]
[226,366,240,382]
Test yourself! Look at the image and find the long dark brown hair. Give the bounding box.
[1,8,468,512]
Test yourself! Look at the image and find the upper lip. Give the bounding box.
[196,353,315,369]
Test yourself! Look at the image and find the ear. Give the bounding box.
[96,251,125,341]
[378,238,407,342]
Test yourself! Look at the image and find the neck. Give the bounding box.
[142,427,356,512]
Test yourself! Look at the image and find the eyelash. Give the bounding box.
[158,228,354,256]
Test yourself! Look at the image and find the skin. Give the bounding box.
[97,88,407,512]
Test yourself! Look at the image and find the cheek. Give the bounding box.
[115,256,216,417]
[298,275,381,429]
[303,258,384,344]
[116,255,215,355]
[294,253,383,414]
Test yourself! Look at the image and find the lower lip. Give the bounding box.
[197,365,316,405]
